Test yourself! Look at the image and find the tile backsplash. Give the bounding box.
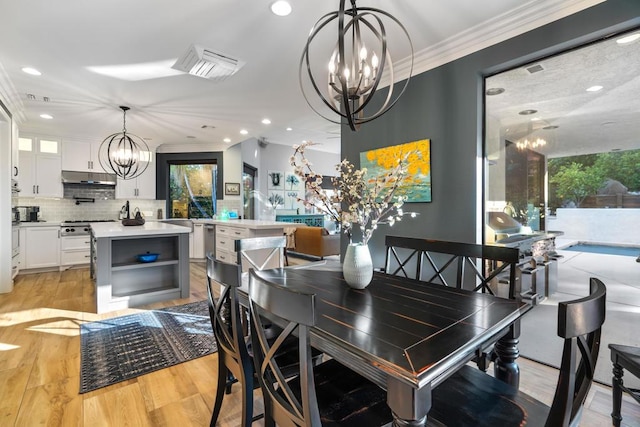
[63,184,116,201]
[17,197,243,222]
[17,197,166,222]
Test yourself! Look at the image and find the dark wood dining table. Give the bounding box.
[243,267,532,426]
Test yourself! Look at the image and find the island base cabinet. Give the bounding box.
[94,233,189,314]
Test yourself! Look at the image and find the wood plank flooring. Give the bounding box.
[0,262,637,426]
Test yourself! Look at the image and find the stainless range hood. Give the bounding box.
[61,170,117,186]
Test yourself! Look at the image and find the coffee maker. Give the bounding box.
[18,206,40,222]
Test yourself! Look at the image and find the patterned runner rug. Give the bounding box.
[80,301,216,393]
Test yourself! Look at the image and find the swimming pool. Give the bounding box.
[565,243,640,257]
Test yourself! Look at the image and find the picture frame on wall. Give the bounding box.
[359,139,432,202]
[268,170,284,189]
[224,182,241,195]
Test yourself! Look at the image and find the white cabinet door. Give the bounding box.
[192,224,204,259]
[116,165,155,199]
[18,150,36,196]
[36,154,63,197]
[18,136,62,198]
[116,177,137,199]
[11,121,19,177]
[25,227,60,269]
[62,140,102,172]
[62,140,92,172]
[135,165,156,199]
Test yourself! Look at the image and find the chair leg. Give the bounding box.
[211,362,229,427]
[226,369,241,394]
[611,362,624,427]
[239,366,254,427]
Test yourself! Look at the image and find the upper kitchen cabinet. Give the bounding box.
[18,136,62,198]
[11,121,19,177]
[115,149,156,199]
[62,140,101,172]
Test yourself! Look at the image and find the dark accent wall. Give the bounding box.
[156,151,224,200]
[342,0,640,267]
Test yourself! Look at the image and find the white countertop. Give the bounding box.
[90,221,191,238]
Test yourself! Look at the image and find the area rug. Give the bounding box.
[80,301,216,393]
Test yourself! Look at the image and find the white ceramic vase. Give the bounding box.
[343,243,373,289]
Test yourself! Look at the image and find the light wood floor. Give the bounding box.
[1,262,638,426]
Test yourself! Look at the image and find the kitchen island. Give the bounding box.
[208,219,301,269]
[90,222,190,313]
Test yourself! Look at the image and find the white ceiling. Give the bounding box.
[487,30,640,158]
[0,0,606,155]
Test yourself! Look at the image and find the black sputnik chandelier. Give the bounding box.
[98,106,150,180]
[300,0,413,131]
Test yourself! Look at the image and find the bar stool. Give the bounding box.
[609,343,640,427]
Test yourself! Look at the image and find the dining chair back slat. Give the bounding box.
[235,236,286,271]
[384,235,520,299]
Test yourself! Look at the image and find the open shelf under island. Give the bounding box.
[90,222,191,314]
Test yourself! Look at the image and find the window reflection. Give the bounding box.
[169,164,217,218]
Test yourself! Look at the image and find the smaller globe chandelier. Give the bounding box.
[300,0,413,131]
[516,137,547,150]
[98,106,150,180]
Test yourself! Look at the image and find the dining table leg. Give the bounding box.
[386,377,431,426]
[493,322,521,388]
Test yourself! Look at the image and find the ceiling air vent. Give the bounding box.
[172,44,245,81]
[525,64,545,74]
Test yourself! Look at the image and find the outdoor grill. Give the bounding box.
[487,212,537,255]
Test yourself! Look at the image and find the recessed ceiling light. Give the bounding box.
[39,114,53,119]
[485,87,505,96]
[240,129,248,135]
[286,127,292,131]
[542,125,559,130]
[586,85,603,92]
[270,1,292,16]
[531,117,541,121]
[518,109,537,115]
[616,33,640,44]
[22,67,41,76]
[223,138,231,143]
[261,118,271,125]
[186,135,196,139]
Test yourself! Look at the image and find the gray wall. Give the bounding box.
[342,0,640,267]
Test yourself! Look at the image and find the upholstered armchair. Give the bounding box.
[293,227,340,259]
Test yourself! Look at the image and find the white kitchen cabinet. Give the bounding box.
[62,140,101,172]
[18,136,63,198]
[24,226,60,269]
[115,151,155,199]
[11,121,19,177]
[60,235,91,267]
[192,223,204,259]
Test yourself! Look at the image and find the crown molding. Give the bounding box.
[0,62,26,123]
[391,0,604,83]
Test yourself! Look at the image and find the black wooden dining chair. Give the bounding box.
[235,236,286,271]
[609,343,640,426]
[206,255,258,426]
[247,269,393,427]
[206,254,322,426]
[428,277,607,427]
[383,235,520,299]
